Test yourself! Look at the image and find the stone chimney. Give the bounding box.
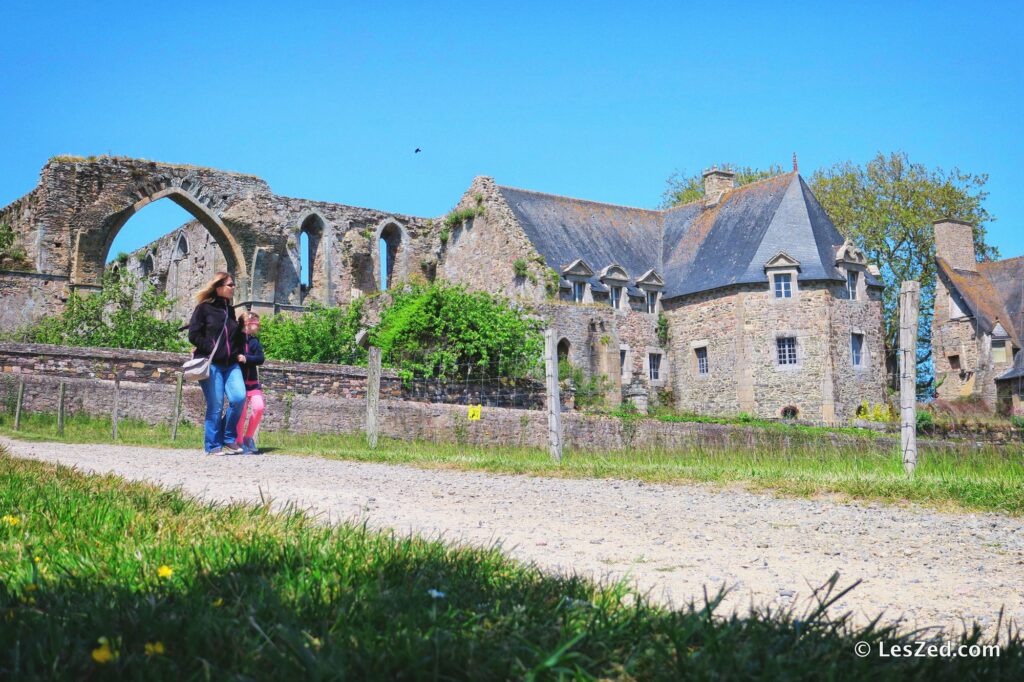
[702,168,735,207]
[933,219,978,272]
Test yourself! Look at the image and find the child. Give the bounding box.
[234,311,266,454]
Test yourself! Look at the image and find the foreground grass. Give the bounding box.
[1,453,1021,680]
[1,412,1023,516]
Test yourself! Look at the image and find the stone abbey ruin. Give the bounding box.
[1,155,908,422]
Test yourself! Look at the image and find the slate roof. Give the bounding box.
[937,257,1022,348]
[998,349,1024,382]
[497,173,880,300]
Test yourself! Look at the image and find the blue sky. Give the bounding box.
[1,0,1021,262]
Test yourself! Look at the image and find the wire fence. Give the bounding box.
[387,348,548,410]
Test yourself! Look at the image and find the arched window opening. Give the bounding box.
[781,405,799,420]
[141,253,155,278]
[175,234,189,259]
[379,224,402,290]
[299,231,310,291]
[557,338,571,363]
[298,214,325,303]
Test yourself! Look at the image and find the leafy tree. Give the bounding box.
[259,300,367,365]
[810,152,997,392]
[660,164,786,208]
[371,282,544,381]
[9,269,188,351]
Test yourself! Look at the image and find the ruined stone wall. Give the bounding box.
[665,282,886,422]
[0,272,69,330]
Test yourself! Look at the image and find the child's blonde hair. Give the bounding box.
[238,310,260,334]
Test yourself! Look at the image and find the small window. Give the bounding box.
[619,349,627,371]
[573,281,585,303]
[776,337,798,365]
[646,291,658,314]
[781,405,799,420]
[610,286,622,309]
[847,271,859,300]
[993,340,1009,364]
[949,354,961,371]
[851,333,864,366]
[648,353,662,381]
[695,346,709,375]
[774,273,792,299]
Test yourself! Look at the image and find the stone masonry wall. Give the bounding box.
[438,176,549,302]
[2,362,928,453]
[0,271,70,330]
[933,275,991,405]
[0,343,402,399]
[665,282,885,423]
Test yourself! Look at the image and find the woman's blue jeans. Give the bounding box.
[199,363,245,452]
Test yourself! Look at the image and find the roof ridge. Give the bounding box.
[496,185,665,214]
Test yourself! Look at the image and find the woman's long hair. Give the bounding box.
[194,271,233,304]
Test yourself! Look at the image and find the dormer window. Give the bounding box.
[573,281,585,303]
[774,273,792,299]
[993,340,1009,364]
[561,258,595,305]
[847,271,859,300]
[636,268,665,315]
[610,286,622,309]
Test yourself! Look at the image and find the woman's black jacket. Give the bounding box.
[188,297,243,367]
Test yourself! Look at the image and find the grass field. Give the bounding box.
[1,452,1021,680]
[1,411,1022,516]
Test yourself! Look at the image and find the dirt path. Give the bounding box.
[3,436,1021,636]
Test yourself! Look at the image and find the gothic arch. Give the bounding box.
[295,211,332,305]
[71,186,247,293]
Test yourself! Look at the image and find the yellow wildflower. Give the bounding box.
[91,637,119,664]
[144,641,165,657]
[211,597,224,608]
[2,515,19,526]
[157,565,174,579]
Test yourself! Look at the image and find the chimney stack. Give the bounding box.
[702,167,735,206]
[933,219,978,272]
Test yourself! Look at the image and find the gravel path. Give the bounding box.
[3,436,1022,636]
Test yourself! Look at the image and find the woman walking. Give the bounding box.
[233,311,266,454]
[188,272,246,455]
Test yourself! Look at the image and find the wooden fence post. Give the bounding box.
[112,374,121,441]
[899,281,920,475]
[366,346,381,448]
[57,381,66,437]
[171,373,183,441]
[544,328,563,463]
[13,378,25,431]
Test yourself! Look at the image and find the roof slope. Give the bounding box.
[938,257,1022,348]
[497,173,873,300]
[979,256,1024,343]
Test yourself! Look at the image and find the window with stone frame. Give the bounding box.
[776,336,798,366]
[948,354,961,371]
[847,271,859,300]
[993,340,1009,364]
[695,346,709,375]
[773,273,792,299]
[610,286,622,309]
[572,281,585,303]
[646,290,658,314]
[648,352,662,381]
[619,345,632,382]
[851,333,865,367]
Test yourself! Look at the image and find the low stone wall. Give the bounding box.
[0,342,402,399]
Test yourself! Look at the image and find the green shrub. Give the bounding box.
[512,259,528,277]
[656,313,670,346]
[442,205,485,230]
[5,269,187,351]
[1012,415,1024,430]
[916,409,935,433]
[260,300,366,365]
[370,282,543,381]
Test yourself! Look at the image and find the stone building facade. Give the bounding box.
[931,220,1022,412]
[2,156,888,422]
